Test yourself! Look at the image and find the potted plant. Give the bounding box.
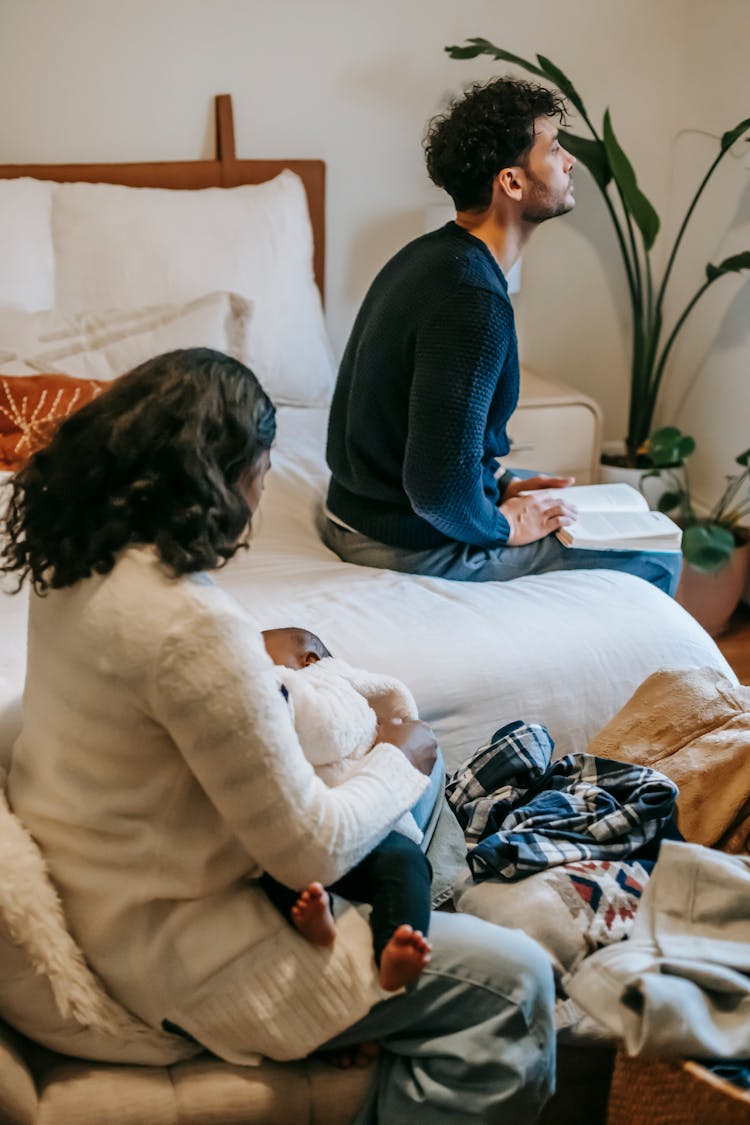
[645,426,750,635]
[444,39,750,469]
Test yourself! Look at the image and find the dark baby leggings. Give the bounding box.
[261,831,432,962]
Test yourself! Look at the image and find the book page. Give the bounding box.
[522,482,648,513]
[562,509,681,546]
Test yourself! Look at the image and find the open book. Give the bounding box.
[526,483,683,551]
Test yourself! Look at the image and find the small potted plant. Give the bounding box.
[444,39,750,471]
[645,426,750,635]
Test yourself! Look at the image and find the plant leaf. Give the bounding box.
[445,44,487,59]
[706,251,750,281]
[682,523,736,573]
[559,131,611,190]
[647,426,694,467]
[658,491,684,513]
[736,448,750,467]
[445,40,548,79]
[720,118,750,152]
[603,110,660,251]
[536,55,586,117]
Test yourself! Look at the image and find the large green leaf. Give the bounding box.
[603,110,660,251]
[682,523,736,573]
[736,448,750,467]
[535,55,587,118]
[706,251,750,281]
[720,118,750,152]
[445,44,487,59]
[559,131,611,189]
[647,426,695,467]
[445,39,548,80]
[657,490,684,513]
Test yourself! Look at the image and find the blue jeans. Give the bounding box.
[322,911,556,1123]
[321,750,556,1123]
[412,751,445,849]
[322,518,682,597]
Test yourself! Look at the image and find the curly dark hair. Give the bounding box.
[0,348,276,592]
[424,77,568,211]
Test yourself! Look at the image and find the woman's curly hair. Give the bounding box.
[424,77,568,211]
[0,348,276,592]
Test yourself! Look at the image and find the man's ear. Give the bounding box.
[304,652,322,667]
[495,167,523,203]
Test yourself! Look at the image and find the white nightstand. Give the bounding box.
[500,367,603,484]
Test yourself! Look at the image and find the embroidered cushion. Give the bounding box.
[0,373,104,472]
[454,856,653,975]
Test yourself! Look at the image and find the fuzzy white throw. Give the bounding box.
[0,770,197,1062]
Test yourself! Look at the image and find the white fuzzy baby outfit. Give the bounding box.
[278,658,423,843]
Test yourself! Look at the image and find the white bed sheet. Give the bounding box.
[219,408,734,770]
[0,407,735,773]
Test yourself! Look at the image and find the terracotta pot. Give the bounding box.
[676,540,750,637]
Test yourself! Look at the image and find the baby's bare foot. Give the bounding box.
[379,924,431,991]
[291,882,336,946]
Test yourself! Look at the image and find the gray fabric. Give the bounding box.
[566,842,750,1058]
[425,800,467,908]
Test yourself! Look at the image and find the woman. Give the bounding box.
[2,348,555,1122]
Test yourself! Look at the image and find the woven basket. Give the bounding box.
[607,1047,750,1125]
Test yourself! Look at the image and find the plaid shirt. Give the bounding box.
[446,720,678,883]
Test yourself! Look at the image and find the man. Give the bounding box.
[323,78,680,596]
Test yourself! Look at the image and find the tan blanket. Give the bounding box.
[584,668,750,852]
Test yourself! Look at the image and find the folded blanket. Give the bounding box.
[446,720,677,882]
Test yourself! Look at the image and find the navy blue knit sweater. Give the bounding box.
[326,223,519,549]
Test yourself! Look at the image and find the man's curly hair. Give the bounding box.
[0,347,276,592]
[424,77,568,211]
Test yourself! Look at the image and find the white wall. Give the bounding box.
[1,0,747,505]
[658,0,750,514]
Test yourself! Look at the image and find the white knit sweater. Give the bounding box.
[8,547,428,1063]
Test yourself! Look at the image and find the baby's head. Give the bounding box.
[262,626,332,670]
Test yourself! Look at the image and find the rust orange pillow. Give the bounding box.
[0,374,105,473]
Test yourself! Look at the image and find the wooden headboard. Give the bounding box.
[0,94,326,301]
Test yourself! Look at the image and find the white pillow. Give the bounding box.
[0,179,55,312]
[52,171,335,406]
[0,291,251,381]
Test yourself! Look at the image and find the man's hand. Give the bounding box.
[503,474,575,499]
[376,718,438,776]
[499,491,578,546]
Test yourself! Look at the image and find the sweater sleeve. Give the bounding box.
[404,286,514,547]
[149,606,429,890]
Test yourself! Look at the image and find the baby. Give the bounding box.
[261,627,433,991]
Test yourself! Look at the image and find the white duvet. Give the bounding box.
[0,406,734,772]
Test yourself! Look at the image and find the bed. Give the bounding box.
[0,94,734,779]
